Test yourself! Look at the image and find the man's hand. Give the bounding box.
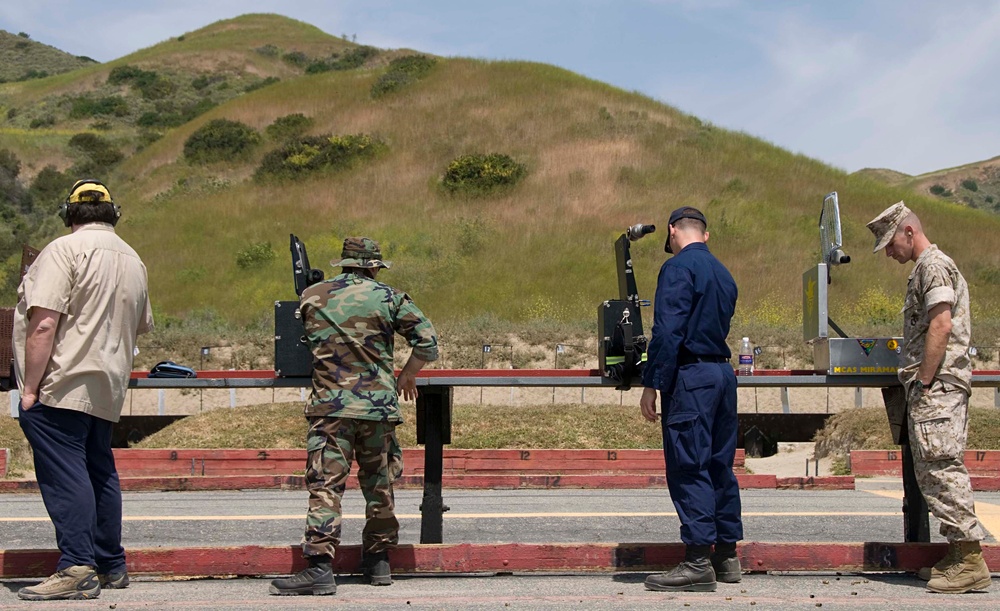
[640,387,659,422]
[20,391,38,411]
[397,370,418,402]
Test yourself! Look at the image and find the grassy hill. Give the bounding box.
[3,13,1000,351]
[0,30,96,83]
[855,156,1000,214]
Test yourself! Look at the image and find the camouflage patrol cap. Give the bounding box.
[330,237,392,269]
[866,201,912,253]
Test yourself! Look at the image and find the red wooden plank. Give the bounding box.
[5,542,997,578]
[0,448,7,478]
[105,448,748,478]
[851,450,1000,477]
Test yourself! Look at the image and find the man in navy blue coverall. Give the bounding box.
[639,206,742,592]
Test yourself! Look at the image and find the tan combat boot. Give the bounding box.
[917,542,960,581]
[17,565,101,600]
[926,541,991,594]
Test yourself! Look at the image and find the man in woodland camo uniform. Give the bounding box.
[270,237,438,596]
[868,201,990,594]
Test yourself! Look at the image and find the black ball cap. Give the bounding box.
[668,206,707,227]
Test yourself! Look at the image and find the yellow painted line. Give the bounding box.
[0,510,898,523]
[865,490,904,501]
[864,488,1000,539]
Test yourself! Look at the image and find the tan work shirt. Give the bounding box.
[898,245,972,394]
[13,223,154,422]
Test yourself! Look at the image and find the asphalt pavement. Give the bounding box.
[2,481,1000,609]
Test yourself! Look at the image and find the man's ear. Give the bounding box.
[703,230,710,243]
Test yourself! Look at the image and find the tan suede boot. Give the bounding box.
[926,541,991,594]
[17,565,100,601]
[917,542,960,581]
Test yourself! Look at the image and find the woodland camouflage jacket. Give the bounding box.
[300,272,438,421]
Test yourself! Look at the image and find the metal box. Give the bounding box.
[274,301,313,377]
[0,308,13,391]
[812,337,903,375]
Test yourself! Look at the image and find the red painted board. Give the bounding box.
[4,542,998,578]
[851,450,1000,476]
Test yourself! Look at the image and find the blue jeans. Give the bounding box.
[18,402,126,573]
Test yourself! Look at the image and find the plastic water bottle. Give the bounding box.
[738,337,754,376]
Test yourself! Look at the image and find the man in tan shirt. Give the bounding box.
[13,179,153,601]
[868,201,989,594]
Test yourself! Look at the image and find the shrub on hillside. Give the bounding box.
[107,65,155,87]
[371,56,437,98]
[962,179,979,192]
[370,71,414,98]
[69,95,128,119]
[255,44,280,57]
[244,77,280,93]
[19,69,49,81]
[388,55,438,78]
[929,184,951,197]
[330,46,378,70]
[107,65,175,99]
[265,113,314,141]
[254,133,383,180]
[183,119,261,163]
[0,149,32,213]
[68,133,125,170]
[191,74,222,91]
[140,99,217,128]
[281,51,309,68]
[441,153,527,195]
[29,165,71,206]
[236,241,276,269]
[28,115,56,129]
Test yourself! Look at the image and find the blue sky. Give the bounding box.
[3,0,999,175]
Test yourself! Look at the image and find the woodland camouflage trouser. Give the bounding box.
[908,381,986,542]
[301,417,401,560]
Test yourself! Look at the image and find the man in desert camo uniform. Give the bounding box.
[868,201,990,594]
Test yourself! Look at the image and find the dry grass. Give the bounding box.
[132,402,663,450]
[813,407,1000,459]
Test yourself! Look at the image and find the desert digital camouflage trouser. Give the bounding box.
[908,380,987,542]
[301,417,402,560]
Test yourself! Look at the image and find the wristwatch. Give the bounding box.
[914,380,927,394]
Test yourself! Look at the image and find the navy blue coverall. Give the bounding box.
[641,242,742,547]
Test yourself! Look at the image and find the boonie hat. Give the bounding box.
[668,206,707,227]
[866,201,912,253]
[330,236,391,269]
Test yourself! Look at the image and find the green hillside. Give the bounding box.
[0,30,96,83]
[3,14,1000,347]
[856,156,1000,215]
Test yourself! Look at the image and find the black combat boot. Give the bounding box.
[711,542,742,583]
[645,545,717,592]
[362,550,392,586]
[269,556,336,596]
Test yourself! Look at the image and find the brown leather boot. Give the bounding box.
[926,541,991,594]
[917,542,960,581]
